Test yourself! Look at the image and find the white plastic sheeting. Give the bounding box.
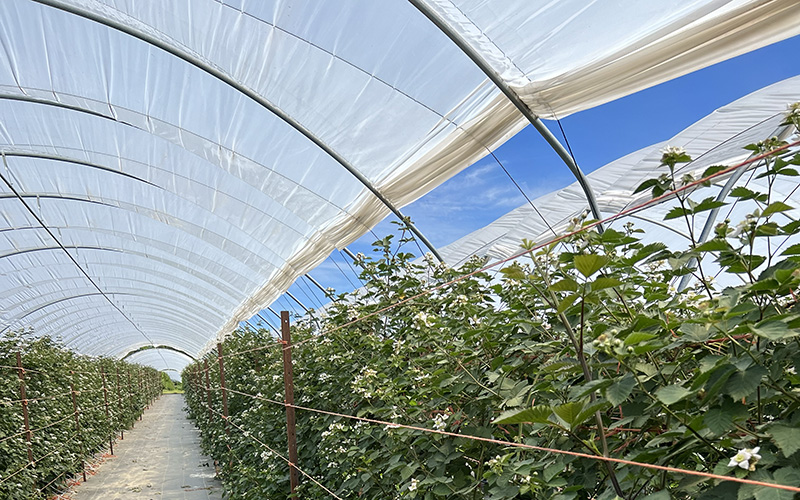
[438,76,800,271]
[0,1,797,367]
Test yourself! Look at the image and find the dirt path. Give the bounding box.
[69,393,223,500]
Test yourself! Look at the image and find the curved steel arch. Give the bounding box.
[408,0,604,228]
[0,279,222,326]
[0,91,372,233]
[9,291,221,335]
[0,148,301,270]
[0,245,239,304]
[31,0,443,262]
[0,260,237,316]
[122,345,196,362]
[0,189,271,299]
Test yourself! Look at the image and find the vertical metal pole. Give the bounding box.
[69,374,87,482]
[101,367,113,455]
[15,352,34,464]
[116,367,123,440]
[216,343,229,434]
[204,360,213,424]
[281,311,299,495]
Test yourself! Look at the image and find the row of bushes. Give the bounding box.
[0,333,161,499]
[183,125,800,498]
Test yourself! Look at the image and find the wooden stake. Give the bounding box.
[69,374,87,482]
[281,311,299,495]
[217,343,229,434]
[15,352,33,464]
[101,367,113,455]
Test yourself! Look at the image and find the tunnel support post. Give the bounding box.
[281,311,300,495]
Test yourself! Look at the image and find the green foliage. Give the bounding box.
[0,332,160,499]
[184,124,800,499]
[161,372,183,393]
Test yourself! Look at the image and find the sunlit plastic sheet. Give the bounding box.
[438,76,800,275]
[0,0,797,369]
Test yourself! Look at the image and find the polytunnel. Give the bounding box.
[1,0,799,375]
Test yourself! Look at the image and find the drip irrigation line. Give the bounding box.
[0,154,170,372]
[197,400,344,500]
[214,141,800,362]
[219,387,800,494]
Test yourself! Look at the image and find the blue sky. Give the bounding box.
[251,33,800,328]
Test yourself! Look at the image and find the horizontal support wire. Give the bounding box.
[217,386,800,494]
[0,432,80,486]
[195,399,344,500]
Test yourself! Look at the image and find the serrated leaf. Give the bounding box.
[761,201,793,218]
[703,407,734,435]
[606,373,636,406]
[691,197,727,214]
[557,294,579,314]
[642,491,671,500]
[500,265,527,280]
[724,365,767,400]
[730,186,762,200]
[656,385,692,405]
[634,178,659,194]
[769,425,800,457]
[697,239,733,252]
[781,244,800,256]
[591,276,622,291]
[552,402,585,429]
[550,278,579,292]
[665,206,690,220]
[573,254,609,278]
[750,321,799,341]
[493,406,552,425]
[625,332,658,345]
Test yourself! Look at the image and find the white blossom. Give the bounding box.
[408,478,419,492]
[432,413,449,431]
[660,145,686,157]
[728,446,761,471]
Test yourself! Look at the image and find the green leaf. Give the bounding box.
[493,406,552,425]
[665,206,690,220]
[761,201,793,218]
[642,491,671,500]
[781,243,800,256]
[552,402,585,429]
[703,407,734,435]
[769,425,800,457]
[624,332,657,345]
[606,374,636,406]
[500,264,527,280]
[591,276,622,291]
[696,239,733,252]
[655,385,692,405]
[550,278,579,292]
[557,293,579,314]
[573,254,609,278]
[633,178,659,194]
[750,320,799,341]
[724,365,767,400]
[691,197,727,214]
[730,186,764,201]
